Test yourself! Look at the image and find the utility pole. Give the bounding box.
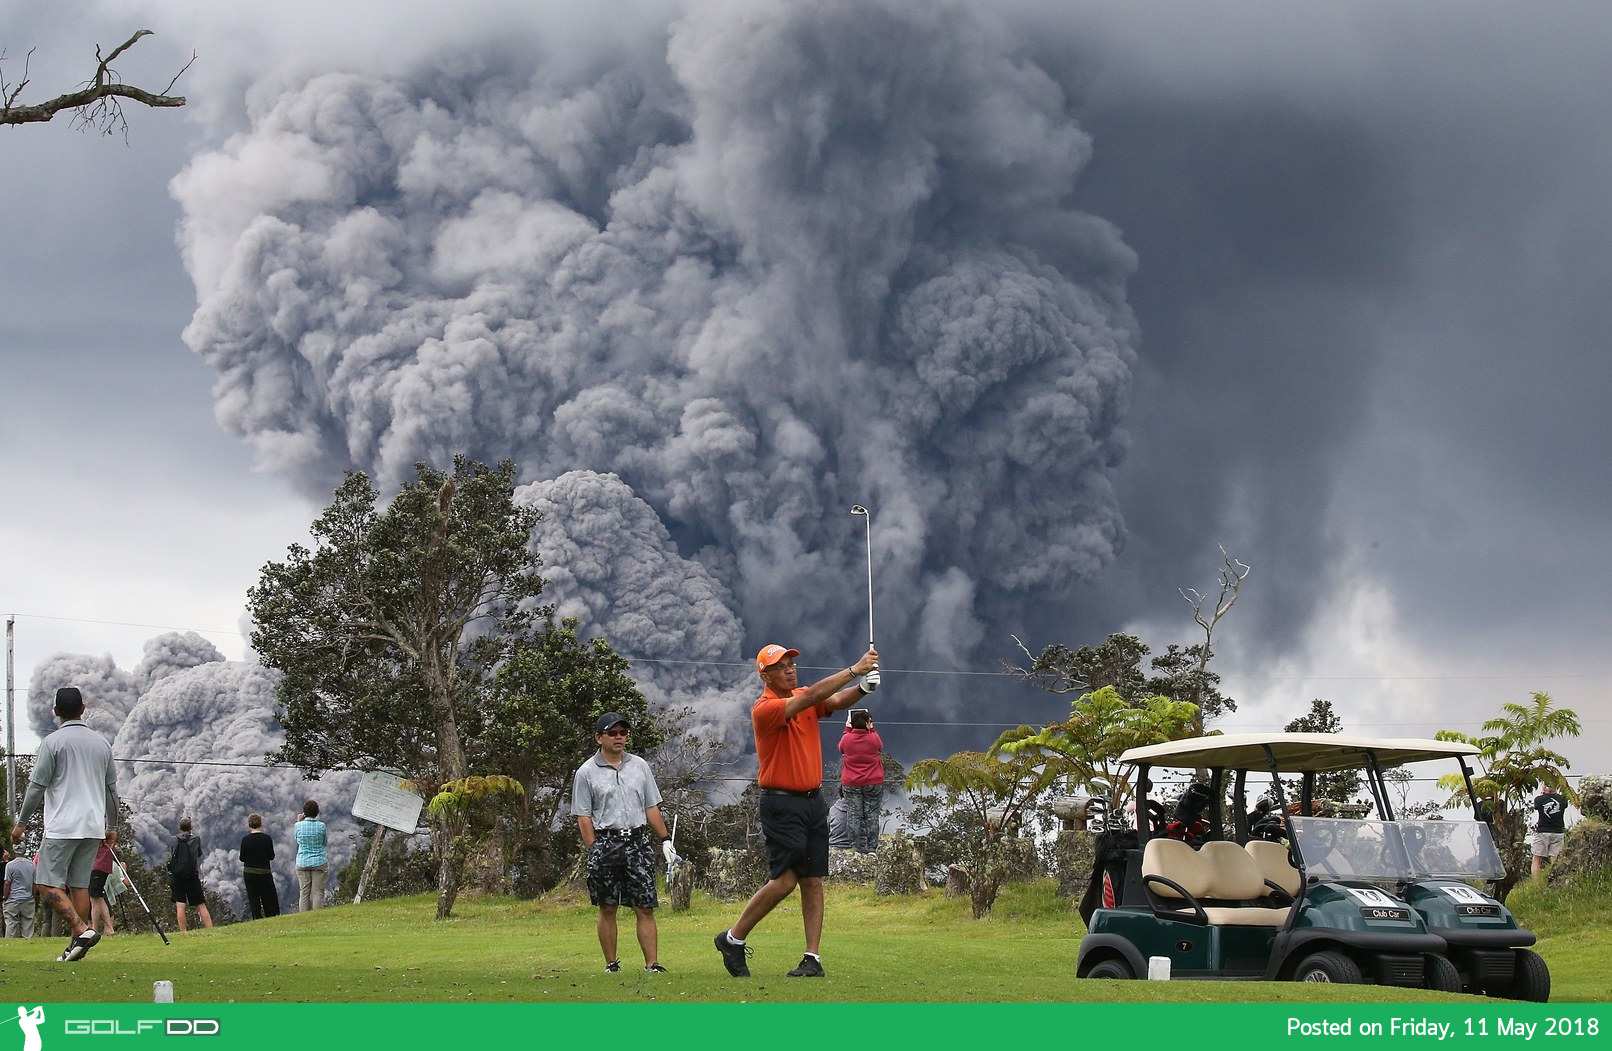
[5,615,15,817]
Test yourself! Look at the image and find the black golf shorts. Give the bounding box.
[760,792,829,881]
[88,869,111,899]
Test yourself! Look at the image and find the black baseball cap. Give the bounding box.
[595,712,630,734]
[54,687,85,717]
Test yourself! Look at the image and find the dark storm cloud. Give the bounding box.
[1008,3,1612,682]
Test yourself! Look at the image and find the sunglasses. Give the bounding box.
[601,728,628,737]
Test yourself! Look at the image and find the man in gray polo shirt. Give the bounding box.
[3,850,37,938]
[571,712,676,974]
[10,687,118,962]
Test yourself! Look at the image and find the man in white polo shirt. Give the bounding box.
[10,687,118,962]
[571,712,675,974]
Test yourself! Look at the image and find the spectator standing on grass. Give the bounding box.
[168,817,213,931]
[88,829,117,937]
[4,849,37,938]
[10,686,118,962]
[827,789,852,850]
[571,712,676,974]
[713,643,879,980]
[838,710,885,854]
[295,800,328,911]
[1531,781,1567,877]
[240,813,280,919]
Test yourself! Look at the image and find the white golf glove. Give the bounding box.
[661,840,678,867]
[860,668,881,692]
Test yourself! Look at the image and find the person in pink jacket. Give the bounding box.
[837,711,885,853]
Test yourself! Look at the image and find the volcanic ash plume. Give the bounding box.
[174,0,1140,723]
[518,469,752,741]
[114,661,361,914]
[28,652,140,742]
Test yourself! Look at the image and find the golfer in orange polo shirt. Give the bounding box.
[714,642,880,978]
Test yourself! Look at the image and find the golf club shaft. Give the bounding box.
[862,511,874,648]
[107,846,170,946]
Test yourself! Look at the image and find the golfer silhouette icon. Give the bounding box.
[12,1006,45,1051]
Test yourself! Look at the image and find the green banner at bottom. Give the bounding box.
[7,1003,1606,1050]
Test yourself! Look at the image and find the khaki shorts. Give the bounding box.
[37,838,100,889]
[1531,831,1565,858]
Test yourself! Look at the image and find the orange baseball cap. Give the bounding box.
[755,644,800,671]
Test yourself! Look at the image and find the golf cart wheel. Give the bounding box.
[1085,958,1135,980]
[1423,954,1462,993]
[1509,949,1550,1003]
[1293,950,1362,985]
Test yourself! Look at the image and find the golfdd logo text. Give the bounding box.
[61,1020,220,1037]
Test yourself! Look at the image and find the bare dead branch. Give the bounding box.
[0,47,35,111]
[1001,634,1088,694]
[0,30,189,134]
[1180,544,1251,639]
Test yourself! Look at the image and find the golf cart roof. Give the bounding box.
[1119,732,1482,773]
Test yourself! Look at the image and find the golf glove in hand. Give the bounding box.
[861,668,881,693]
[661,840,678,868]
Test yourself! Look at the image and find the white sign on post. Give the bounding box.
[352,772,426,832]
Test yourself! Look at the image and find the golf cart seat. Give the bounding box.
[1245,840,1302,898]
[1141,839,1291,927]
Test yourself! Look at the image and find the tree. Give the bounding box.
[480,616,662,897]
[1436,691,1582,902]
[1283,699,1363,806]
[993,686,1201,811]
[1005,632,1151,698]
[1173,546,1250,733]
[1006,551,1247,731]
[249,457,548,918]
[904,749,1060,918]
[1,30,192,133]
[424,774,524,901]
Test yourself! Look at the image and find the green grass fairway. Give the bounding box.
[0,879,1603,1004]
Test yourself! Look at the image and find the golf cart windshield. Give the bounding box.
[1397,818,1506,879]
[1290,817,1505,881]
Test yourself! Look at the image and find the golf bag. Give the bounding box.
[1163,782,1212,847]
[1079,827,1140,925]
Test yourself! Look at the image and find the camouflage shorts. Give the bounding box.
[586,833,659,909]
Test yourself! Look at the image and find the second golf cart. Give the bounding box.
[1075,732,1548,999]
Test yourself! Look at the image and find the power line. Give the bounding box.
[6,612,246,638]
[9,612,1612,682]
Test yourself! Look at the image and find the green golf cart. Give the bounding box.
[1075,732,1547,999]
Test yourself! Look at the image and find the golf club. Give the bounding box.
[106,846,170,946]
[850,505,873,648]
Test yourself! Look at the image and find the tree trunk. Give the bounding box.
[434,816,463,920]
[430,680,469,919]
[353,826,389,904]
[1489,806,1529,903]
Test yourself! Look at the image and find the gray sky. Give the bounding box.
[4,0,1607,807]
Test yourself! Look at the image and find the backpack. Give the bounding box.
[167,836,198,879]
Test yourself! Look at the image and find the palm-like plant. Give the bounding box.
[992,686,1201,811]
[905,750,1060,918]
[1437,691,1582,900]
